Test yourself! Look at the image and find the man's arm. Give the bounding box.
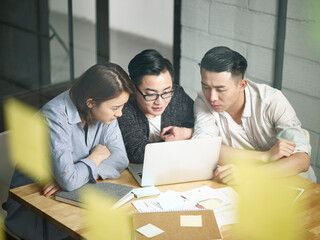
[264,91,311,175]
[160,85,195,142]
[215,146,310,184]
[259,152,310,177]
[219,138,298,164]
[220,144,309,171]
[192,92,219,139]
[160,126,193,141]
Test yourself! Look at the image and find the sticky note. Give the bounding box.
[4,98,52,185]
[180,215,202,227]
[132,186,161,198]
[136,223,164,238]
[81,186,131,240]
[199,198,223,210]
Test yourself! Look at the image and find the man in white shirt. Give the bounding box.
[193,46,316,184]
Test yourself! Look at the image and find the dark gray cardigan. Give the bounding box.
[118,84,194,163]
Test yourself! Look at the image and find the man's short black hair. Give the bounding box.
[128,49,175,86]
[200,46,247,79]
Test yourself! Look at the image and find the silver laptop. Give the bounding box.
[128,137,222,187]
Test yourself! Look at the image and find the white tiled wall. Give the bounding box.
[180,0,320,182]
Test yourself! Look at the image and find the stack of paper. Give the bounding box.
[132,190,201,212]
[131,186,238,228]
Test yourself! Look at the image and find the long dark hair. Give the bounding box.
[69,62,134,125]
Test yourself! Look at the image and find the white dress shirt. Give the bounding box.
[193,80,315,181]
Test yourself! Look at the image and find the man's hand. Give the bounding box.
[213,164,238,185]
[160,126,193,142]
[88,144,111,166]
[263,139,296,162]
[41,180,61,197]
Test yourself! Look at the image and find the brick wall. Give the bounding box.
[180,0,320,182]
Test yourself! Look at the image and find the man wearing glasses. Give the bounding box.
[118,49,194,164]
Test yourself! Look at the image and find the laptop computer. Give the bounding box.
[128,137,222,187]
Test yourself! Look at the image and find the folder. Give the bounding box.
[132,209,222,240]
[55,182,134,208]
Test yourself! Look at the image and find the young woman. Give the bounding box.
[118,49,194,164]
[5,63,134,240]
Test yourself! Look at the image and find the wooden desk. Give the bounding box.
[9,170,320,239]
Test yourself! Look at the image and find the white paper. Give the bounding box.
[214,209,238,228]
[132,198,164,212]
[157,190,189,211]
[132,191,200,212]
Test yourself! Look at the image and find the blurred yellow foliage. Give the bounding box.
[81,186,132,240]
[4,98,52,186]
[233,157,303,240]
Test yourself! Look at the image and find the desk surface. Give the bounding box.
[9,170,320,240]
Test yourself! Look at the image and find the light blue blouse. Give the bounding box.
[5,90,129,239]
[41,90,129,191]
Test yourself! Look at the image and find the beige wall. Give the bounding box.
[180,0,320,182]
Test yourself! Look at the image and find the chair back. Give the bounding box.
[0,131,15,217]
[298,128,317,183]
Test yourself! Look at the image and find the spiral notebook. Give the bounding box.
[132,209,222,240]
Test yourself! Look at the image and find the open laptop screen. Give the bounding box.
[128,137,222,187]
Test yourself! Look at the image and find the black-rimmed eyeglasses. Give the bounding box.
[135,86,174,101]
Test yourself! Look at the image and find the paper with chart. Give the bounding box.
[4,98,52,185]
[181,186,238,228]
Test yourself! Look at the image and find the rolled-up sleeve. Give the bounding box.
[48,116,98,191]
[98,119,129,179]
[193,92,219,139]
[267,91,311,155]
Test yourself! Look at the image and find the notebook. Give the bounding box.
[132,209,222,240]
[128,137,222,187]
[55,182,134,208]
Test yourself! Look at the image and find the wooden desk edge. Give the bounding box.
[9,184,85,240]
[8,171,320,240]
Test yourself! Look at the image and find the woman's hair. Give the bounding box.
[128,49,175,86]
[69,62,134,125]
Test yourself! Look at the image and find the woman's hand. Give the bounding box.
[88,144,111,166]
[41,180,61,197]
